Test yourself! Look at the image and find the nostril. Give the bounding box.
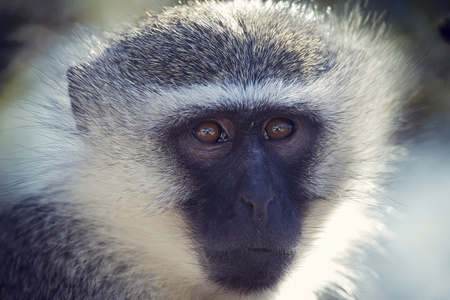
[240,194,274,214]
[241,197,255,210]
[237,189,276,229]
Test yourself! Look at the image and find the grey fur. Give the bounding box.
[0,1,420,299]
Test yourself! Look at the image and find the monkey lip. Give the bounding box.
[203,247,296,294]
[204,246,296,263]
[246,247,273,253]
[244,247,294,255]
[205,246,295,256]
[204,246,295,254]
[245,247,284,253]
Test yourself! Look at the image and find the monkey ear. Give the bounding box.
[67,65,85,117]
[67,64,99,133]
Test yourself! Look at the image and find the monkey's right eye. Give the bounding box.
[263,118,293,140]
[194,122,229,143]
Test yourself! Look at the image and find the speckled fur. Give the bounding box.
[0,1,419,299]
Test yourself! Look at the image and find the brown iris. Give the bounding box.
[194,122,221,143]
[265,119,293,140]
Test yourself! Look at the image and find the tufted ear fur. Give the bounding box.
[67,63,113,133]
[67,65,86,117]
[67,65,95,132]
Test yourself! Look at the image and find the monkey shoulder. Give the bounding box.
[0,195,153,299]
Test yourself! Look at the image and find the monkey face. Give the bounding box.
[64,1,416,297]
[170,108,321,293]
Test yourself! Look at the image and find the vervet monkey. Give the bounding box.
[0,1,426,299]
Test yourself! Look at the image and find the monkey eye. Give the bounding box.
[194,121,229,143]
[263,118,294,140]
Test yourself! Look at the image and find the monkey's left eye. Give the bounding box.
[263,118,294,140]
[194,121,229,143]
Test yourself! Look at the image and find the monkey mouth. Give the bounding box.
[202,247,295,294]
[204,246,295,260]
[245,247,278,253]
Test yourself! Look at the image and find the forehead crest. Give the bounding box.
[92,1,333,88]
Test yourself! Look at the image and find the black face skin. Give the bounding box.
[172,107,320,294]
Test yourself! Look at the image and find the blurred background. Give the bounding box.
[0,0,449,299]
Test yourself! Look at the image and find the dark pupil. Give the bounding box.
[202,127,214,135]
[195,122,221,143]
[272,124,283,132]
[265,119,293,140]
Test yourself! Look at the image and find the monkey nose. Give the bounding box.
[239,191,275,228]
